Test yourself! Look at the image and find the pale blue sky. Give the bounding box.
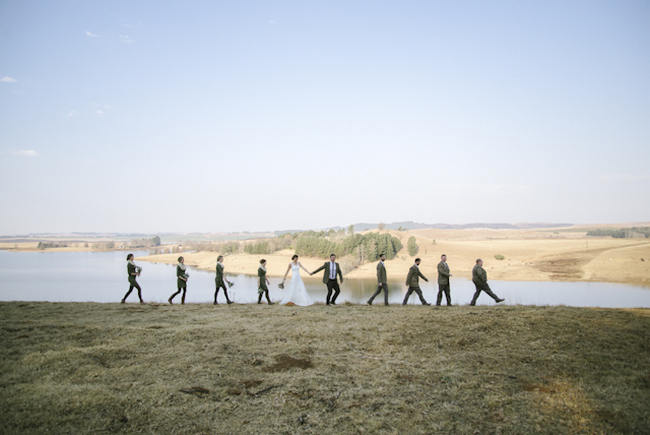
[1,0,649,234]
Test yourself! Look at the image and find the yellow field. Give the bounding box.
[139,228,650,287]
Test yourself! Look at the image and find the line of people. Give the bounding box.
[121,253,505,306]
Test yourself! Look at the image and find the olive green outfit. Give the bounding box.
[367,260,389,305]
[436,261,451,306]
[169,265,188,304]
[470,264,502,305]
[403,264,430,305]
[257,266,272,304]
[214,262,232,304]
[122,262,143,303]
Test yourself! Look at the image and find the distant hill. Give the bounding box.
[348,221,573,231]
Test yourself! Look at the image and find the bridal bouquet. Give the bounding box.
[278,282,285,289]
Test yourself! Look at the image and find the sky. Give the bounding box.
[0,0,649,234]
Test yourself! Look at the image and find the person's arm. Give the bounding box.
[299,262,311,275]
[438,264,450,278]
[312,264,325,275]
[418,269,428,282]
[337,263,343,282]
[282,264,291,282]
[405,269,412,287]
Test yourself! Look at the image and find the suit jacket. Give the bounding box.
[406,264,427,287]
[215,262,225,284]
[377,261,387,284]
[437,261,450,285]
[313,261,343,284]
[472,264,487,286]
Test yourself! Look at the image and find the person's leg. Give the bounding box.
[414,287,429,305]
[331,281,341,304]
[470,286,482,305]
[257,291,263,304]
[169,287,181,304]
[134,282,143,303]
[265,290,272,304]
[482,284,503,302]
[181,287,186,304]
[222,283,233,304]
[444,284,451,306]
[436,284,443,306]
[214,285,219,304]
[122,285,134,303]
[368,285,382,305]
[402,288,413,305]
[383,284,389,305]
[326,281,334,304]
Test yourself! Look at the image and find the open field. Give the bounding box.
[139,228,650,287]
[0,302,648,433]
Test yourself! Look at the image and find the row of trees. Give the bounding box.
[586,227,650,239]
[295,232,403,262]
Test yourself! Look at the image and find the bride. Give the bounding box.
[280,255,313,306]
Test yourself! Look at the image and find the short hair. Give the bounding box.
[217,255,224,261]
[291,254,299,260]
[177,256,184,262]
[380,253,386,257]
[260,259,266,264]
[441,254,446,258]
[126,253,134,260]
[476,258,482,264]
[415,258,421,262]
[330,253,336,257]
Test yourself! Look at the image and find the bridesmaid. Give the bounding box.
[168,256,189,304]
[121,253,144,304]
[257,259,273,304]
[214,255,233,304]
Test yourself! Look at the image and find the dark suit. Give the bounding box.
[437,261,451,306]
[470,264,500,305]
[312,261,343,304]
[403,264,429,305]
[368,261,389,305]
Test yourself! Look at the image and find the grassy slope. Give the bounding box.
[0,302,648,434]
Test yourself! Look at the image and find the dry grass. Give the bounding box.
[1,302,648,433]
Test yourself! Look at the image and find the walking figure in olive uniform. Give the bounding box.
[257,259,273,304]
[311,253,344,305]
[470,259,505,305]
[168,256,189,304]
[214,255,234,305]
[436,254,452,306]
[121,253,144,304]
[367,253,389,305]
[403,258,431,305]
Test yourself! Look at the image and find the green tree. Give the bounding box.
[407,236,419,256]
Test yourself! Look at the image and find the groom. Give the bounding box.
[312,253,343,305]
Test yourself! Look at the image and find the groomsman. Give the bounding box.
[312,253,343,305]
[403,258,431,305]
[214,255,234,305]
[436,254,452,306]
[470,259,505,305]
[367,253,389,305]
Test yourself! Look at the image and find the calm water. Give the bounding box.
[1,250,649,308]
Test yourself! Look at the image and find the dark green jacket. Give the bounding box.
[406,265,427,288]
[377,261,387,284]
[472,264,488,286]
[127,262,138,283]
[313,261,343,284]
[215,262,225,284]
[258,267,268,291]
[177,265,188,288]
[437,261,450,285]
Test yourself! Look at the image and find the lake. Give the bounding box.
[1,250,649,307]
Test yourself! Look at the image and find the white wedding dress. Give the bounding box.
[280,262,313,306]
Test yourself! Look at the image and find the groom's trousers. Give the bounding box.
[402,286,428,305]
[368,282,389,305]
[326,279,340,304]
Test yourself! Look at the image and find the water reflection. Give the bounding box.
[0,250,649,308]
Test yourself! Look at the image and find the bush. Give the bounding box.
[407,236,418,256]
[495,254,505,260]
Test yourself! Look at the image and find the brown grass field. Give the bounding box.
[1,302,648,433]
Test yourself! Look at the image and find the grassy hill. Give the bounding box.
[1,302,648,433]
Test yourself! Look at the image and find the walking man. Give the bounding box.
[312,253,344,305]
[436,254,452,306]
[367,253,389,305]
[403,258,431,305]
[470,259,505,305]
